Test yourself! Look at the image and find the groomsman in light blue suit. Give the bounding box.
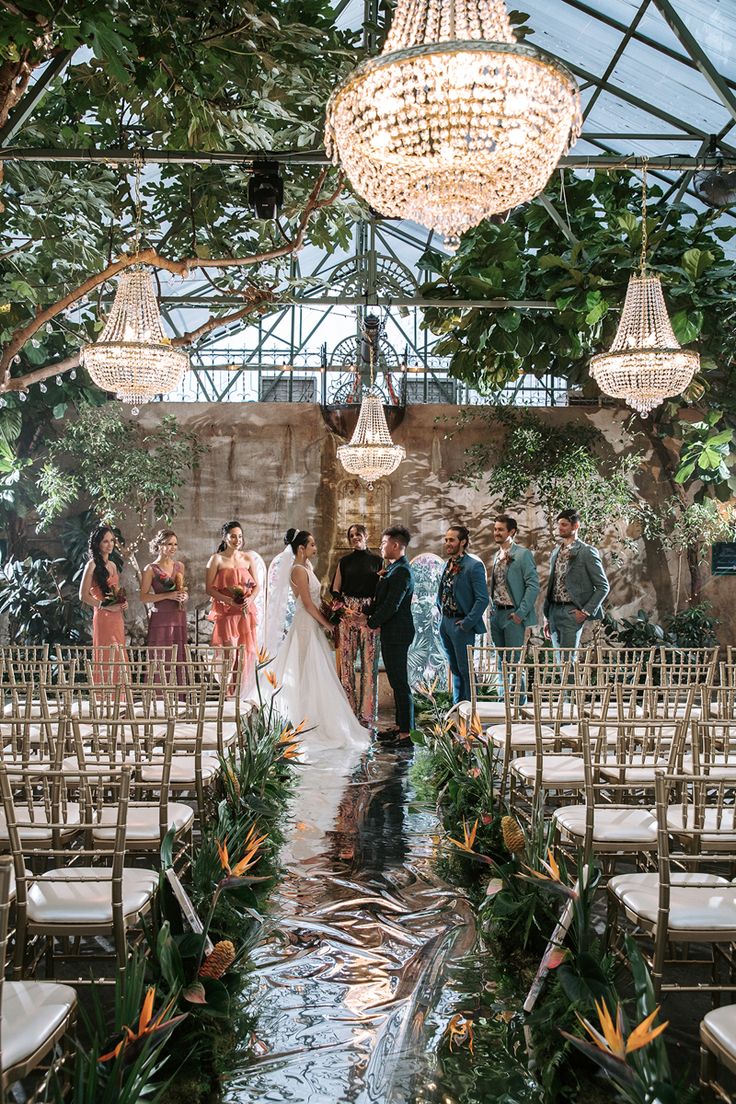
[436,525,489,703]
[489,514,540,650]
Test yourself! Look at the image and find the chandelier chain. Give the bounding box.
[640,161,648,273]
[133,150,144,261]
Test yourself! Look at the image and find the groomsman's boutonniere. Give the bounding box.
[377,562,389,578]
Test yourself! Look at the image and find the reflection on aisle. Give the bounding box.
[225,747,476,1104]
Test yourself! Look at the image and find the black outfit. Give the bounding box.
[367,555,415,733]
[333,548,383,598]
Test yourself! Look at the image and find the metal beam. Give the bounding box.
[4,146,736,170]
[557,0,736,97]
[650,0,736,126]
[583,0,651,122]
[104,295,556,309]
[561,58,736,155]
[0,50,74,146]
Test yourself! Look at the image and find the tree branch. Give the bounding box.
[0,167,342,390]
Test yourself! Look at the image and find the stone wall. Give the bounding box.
[124,402,735,645]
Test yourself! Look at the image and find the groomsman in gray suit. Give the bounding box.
[489,514,540,649]
[543,509,610,656]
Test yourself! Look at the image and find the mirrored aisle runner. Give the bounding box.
[224,746,477,1104]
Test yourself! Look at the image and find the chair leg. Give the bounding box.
[700,1043,716,1097]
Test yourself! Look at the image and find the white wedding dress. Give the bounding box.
[269,562,370,863]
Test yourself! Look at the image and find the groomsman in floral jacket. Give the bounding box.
[489,514,540,650]
[437,525,489,704]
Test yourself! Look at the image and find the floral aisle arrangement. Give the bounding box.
[411,686,686,1104]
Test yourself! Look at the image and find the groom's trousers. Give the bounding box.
[380,634,415,733]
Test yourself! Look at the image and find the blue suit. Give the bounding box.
[436,553,489,703]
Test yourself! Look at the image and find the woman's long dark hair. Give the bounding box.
[88,527,115,595]
[285,528,310,554]
[217,520,242,553]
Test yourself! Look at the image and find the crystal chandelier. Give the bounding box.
[337,336,405,488]
[81,268,189,411]
[337,393,406,489]
[81,158,188,411]
[325,0,581,245]
[590,173,699,417]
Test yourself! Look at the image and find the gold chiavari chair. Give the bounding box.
[465,643,530,724]
[0,856,77,1094]
[552,718,687,872]
[609,771,736,998]
[2,765,157,982]
[508,681,614,817]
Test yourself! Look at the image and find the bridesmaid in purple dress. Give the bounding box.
[140,529,189,676]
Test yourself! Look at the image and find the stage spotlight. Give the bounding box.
[248,161,284,219]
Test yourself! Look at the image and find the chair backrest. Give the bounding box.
[691,720,736,775]
[467,644,528,712]
[0,764,131,897]
[0,713,64,770]
[654,770,736,875]
[581,717,687,798]
[654,647,718,686]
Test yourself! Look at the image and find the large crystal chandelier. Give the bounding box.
[590,174,699,417]
[325,0,581,244]
[337,392,406,489]
[81,268,189,411]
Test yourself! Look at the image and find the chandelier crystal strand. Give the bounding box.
[325,0,581,246]
[80,155,188,411]
[336,341,405,488]
[589,166,699,416]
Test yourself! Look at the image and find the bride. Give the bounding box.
[266,528,370,861]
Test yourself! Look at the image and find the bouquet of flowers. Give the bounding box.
[101,585,126,608]
[321,597,345,626]
[226,580,255,605]
[160,571,186,593]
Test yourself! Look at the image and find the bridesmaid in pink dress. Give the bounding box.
[140,528,189,682]
[205,521,260,696]
[79,526,128,684]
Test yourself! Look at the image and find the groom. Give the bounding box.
[367,526,415,743]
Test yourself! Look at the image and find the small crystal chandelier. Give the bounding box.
[325,0,581,245]
[337,342,405,488]
[81,269,189,411]
[80,158,188,411]
[590,171,699,417]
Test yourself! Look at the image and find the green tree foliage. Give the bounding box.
[0,1,360,385]
[37,406,206,562]
[421,172,736,413]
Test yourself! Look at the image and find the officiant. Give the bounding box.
[331,524,383,727]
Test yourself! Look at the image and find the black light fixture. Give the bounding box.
[248,160,284,219]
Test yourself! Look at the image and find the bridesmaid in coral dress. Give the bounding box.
[205,521,260,696]
[79,526,128,684]
[140,528,188,682]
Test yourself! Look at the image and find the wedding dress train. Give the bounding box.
[268,563,370,863]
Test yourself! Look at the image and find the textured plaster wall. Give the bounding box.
[127,403,734,645]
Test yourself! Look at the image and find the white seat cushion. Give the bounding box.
[510,754,585,787]
[553,805,658,848]
[140,753,219,785]
[27,867,158,925]
[666,806,736,850]
[609,872,736,933]
[1,981,76,1073]
[487,723,556,748]
[92,802,194,844]
[702,1006,736,1062]
[600,754,670,784]
[682,754,736,780]
[0,804,80,844]
[460,700,507,721]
